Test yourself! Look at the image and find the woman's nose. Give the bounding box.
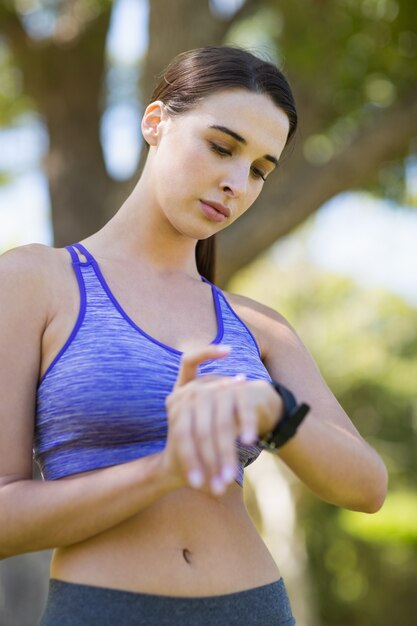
[220,166,249,197]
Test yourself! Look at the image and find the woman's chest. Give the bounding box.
[40,263,264,383]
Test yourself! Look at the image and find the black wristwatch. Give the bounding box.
[257,380,310,451]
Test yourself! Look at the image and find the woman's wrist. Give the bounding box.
[257,380,310,451]
[149,451,186,495]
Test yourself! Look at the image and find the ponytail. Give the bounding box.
[196,236,216,283]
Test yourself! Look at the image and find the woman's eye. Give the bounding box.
[252,168,266,181]
[209,142,266,181]
[209,142,232,156]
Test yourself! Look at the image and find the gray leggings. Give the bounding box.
[38,577,296,625]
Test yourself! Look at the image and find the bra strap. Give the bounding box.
[65,244,83,265]
[72,242,94,264]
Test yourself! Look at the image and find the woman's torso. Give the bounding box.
[37,243,281,596]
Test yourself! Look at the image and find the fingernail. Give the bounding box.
[241,430,256,445]
[188,469,204,488]
[231,373,246,383]
[221,465,236,483]
[211,476,225,495]
[215,344,232,352]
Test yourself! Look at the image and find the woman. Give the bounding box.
[0,46,388,625]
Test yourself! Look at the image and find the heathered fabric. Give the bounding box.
[33,242,271,486]
[38,577,297,625]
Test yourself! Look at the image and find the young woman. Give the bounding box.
[0,46,387,625]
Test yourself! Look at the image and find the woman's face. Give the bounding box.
[143,88,290,240]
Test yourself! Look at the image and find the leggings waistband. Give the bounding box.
[39,576,296,626]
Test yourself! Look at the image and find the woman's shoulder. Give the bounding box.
[0,243,70,317]
[0,241,63,265]
[0,242,69,283]
[221,289,294,363]
[0,242,51,282]
[0,245,54,347]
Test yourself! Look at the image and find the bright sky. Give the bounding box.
[0,0,416,309]
[273,193,417,308]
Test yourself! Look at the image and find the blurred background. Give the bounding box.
[0,1,416,624]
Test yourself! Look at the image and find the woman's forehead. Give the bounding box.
[187,89,290,154]
[194,87,277,114]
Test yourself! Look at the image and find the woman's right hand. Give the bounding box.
[160,344,248,497]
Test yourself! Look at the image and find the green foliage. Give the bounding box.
[340,490,417,545]
[279,0,415,109]
[0,37,33,126]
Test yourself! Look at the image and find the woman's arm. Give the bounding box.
[0,245,179,560]
[229,293,388,513]
[0,453,177,560]
[5,343,270,559]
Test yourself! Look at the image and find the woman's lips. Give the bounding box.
[199,200,227,222]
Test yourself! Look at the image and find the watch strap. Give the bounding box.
[257,380,310,451]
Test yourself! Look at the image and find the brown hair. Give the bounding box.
[147,45,298,283]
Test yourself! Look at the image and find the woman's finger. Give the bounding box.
[194,376,245,494]
[174,344,231,390]
[192,386,218,486]
[212,385,239,488]
[234,384,259,445]
[172,399,205,489]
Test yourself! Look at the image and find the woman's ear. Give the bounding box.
[141,100,166,146]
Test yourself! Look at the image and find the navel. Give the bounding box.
[182,548,192,564]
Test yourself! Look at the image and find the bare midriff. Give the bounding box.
[50,467,281,598]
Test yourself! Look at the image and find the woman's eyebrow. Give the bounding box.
[208,124,278,167]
